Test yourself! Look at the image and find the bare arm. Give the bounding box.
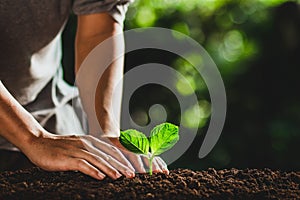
[0,81,134,179]
[0,81,43,151]
[75,13,169,174]
[75,13,123,140]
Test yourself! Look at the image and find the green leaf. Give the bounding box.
[149,123,179,156]
[119,129,149,155]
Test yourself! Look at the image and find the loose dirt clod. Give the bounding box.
[0,168,299,199]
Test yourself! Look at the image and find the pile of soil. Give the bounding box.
[0,167,299,199]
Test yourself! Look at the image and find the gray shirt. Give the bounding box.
[0,0,132,150]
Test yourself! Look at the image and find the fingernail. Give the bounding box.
[98,172,105,180]
[154,169,163,173]
[125,170,135,178]
[115,172,122,179]
[139,166,147,174]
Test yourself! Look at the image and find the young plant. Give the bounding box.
[119,122,179,175]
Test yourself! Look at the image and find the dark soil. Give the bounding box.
[0,168,299,200]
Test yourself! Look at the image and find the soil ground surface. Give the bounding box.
[0,167,299,199]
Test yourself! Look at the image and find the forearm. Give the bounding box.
[0,82,134,180]
[0,81,45,151]
[94,50,124,136]
[75,13,124,137]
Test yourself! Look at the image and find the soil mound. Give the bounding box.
[0,168,299,199]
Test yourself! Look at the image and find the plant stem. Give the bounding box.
[149,156,154,175]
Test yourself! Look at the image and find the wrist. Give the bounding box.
[17,126,50,154]
[87,115,120,138]
[108,137,126,150]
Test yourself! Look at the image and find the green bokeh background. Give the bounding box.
[63,0,300,171]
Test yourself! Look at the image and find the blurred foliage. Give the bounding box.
[125,0,288,79]
[122,0,300,171]
[63,0,300,171]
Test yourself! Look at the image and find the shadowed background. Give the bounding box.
[62,0,300,171]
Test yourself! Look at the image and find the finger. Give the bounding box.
[68,158,106,180]
[78,147,135,178]
[141,155,150,169]
[84,136,135,172]
[88,138,135,172]
[155,157,169,174]
[72,149,123,180]
[122,151,146,173]
[140,155,161,174]
[152,157,162,173]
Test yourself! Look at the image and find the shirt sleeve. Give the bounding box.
[72,0,134,25]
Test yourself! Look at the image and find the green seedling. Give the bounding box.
[119,122,179,175]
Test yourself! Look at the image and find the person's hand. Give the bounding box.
[21,131,136,180]
[107,138,169,174]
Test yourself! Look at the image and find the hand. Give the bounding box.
[21,132,135,180]
[107,138,169,174]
